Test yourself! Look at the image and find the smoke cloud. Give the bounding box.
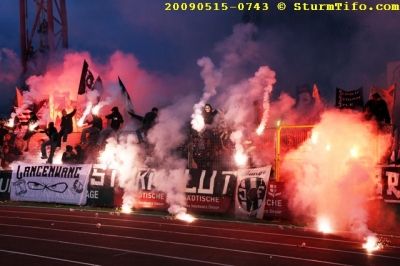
[281,110,391,239]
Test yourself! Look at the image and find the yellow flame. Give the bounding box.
[362,235,382,254]
[175,212,196,223]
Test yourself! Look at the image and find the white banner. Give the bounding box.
[11,163,92,205]
[235,166,272,219]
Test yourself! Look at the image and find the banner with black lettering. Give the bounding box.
[235,166,271,219]
[10,163,92,205]
[113,168,237,213]
[381,166,400,203]
[0,170,11,200]
[185,169,237,213]
[87,164,118,207]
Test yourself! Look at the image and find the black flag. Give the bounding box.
[118,76,135,115]
[335,87,364,110]
[78,60,94,95]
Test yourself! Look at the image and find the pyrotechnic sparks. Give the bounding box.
[317,216,334,234]
[121,203,133,214]
[191,57,221,132]
[175,211,196,223]
[28,121,39,131]
[251,66,276,136]
[77,102,93,127]
[231,130,248,167]
[362,235,382,254]
[282,110,392,241]
[191,104,205,132]
[234,149,248,167]
[256,124,265,136]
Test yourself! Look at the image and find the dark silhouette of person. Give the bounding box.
[62,145,76,164]
[22,111,39,151]
[97,107,124,146]
[106,107,124,131]
[41,122,59,164]
[80,113,103,144]
[59,108,77,143]
[364,93,391,127]
[130,107,158,143]
[74,145,85,164]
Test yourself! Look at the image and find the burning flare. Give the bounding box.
[175,211,196,223]
[362,235,382,254]
[317,216,333,234]
[77,102,93,127]
[234,149,248,167]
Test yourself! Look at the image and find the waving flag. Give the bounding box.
[335,87,364,110]
[118,76,135,115]
[78,60,95,95]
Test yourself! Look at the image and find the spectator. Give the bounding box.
[61,145,76,164]
[97,107,124,146]
[203,103,218,125]
[80,113,103,145]
[0,144,18,169]
[59,108,77,143]
[22,111,39,151]
[106,106,124,131]
[130,107,158,143]
[364,93,391,127]
[74,145,85,164]
[41,122,59,164]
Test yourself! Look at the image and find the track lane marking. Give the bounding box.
[0,209,375,244]
[0,233,233,266]
[2,224,397,264]
[0,248,100,265]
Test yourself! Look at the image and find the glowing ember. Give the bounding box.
[256,123,265,135]
[276,120,281,127]
[121,203,133,214]
[234,150,248,167]
[317,216,333,234]
[362,235,382,254]
[175,212,196,223]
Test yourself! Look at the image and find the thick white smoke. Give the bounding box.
[191,57,221,132]
[148,96,195,215]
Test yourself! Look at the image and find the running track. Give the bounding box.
[0,205,399,265]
